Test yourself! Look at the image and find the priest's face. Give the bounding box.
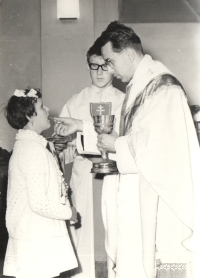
[101,41,133,83]
[88,55,113,88]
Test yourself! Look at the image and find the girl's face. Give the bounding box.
[31,98,51,134]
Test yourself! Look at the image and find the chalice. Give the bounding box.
[91,115,118,174]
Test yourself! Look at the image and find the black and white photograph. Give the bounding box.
[0,0,200,277]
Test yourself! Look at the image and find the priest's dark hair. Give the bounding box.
[98,20,143,55]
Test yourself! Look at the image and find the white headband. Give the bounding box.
[13,89,38,98]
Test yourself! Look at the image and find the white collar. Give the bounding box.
[90,83,113,94]
[127,54,153,87]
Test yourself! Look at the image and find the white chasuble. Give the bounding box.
[114,55,200,278]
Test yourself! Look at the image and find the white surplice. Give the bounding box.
[80,55,200,278]
[59,84,124,278]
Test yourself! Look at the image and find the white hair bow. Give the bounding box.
[13,89,26,97]
[13,88,38,98]
[26,89,38,98]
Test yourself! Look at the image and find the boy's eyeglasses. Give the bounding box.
[88,63,108,71]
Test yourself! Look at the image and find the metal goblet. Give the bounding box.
[91,115,118,174]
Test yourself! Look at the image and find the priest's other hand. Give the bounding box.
[97,131,118,153]
[54,117,83,136]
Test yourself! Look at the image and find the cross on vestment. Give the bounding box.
[90,102,112,116]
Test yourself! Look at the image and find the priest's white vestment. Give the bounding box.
[79,55,200,278]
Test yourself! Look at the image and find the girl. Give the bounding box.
[3,88,78,278]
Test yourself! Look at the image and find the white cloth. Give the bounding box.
[3,129,78,278]
[60,84,124,278]
[81,55,200,278]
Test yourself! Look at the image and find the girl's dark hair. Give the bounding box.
[5,88,42,130]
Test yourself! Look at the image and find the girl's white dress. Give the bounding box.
[3,129,78,278]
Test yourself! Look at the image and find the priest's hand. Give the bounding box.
[54,117,83,136]
[97,131,118,153]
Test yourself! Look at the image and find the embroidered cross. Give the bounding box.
[90,102,111,116]
[96,105,105,115]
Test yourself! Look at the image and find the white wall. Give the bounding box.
[130,23,200,105]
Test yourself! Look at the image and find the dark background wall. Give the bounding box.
[119,0,200,23]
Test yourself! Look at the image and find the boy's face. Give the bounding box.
[89,55,113,88]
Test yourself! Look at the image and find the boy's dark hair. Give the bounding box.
[5,88,42,130]
[86,36,104,63]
